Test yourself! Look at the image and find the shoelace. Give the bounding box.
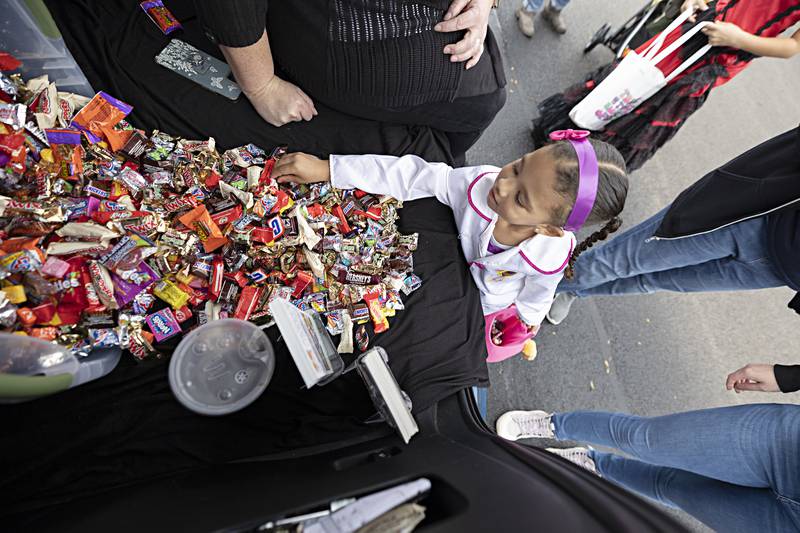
[556,449,595,471]
[514,414,552,438]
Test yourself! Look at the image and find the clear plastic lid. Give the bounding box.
[168,319,275,416]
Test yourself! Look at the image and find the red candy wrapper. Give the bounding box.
[174,305,192,322]
[32,303,56,325]
[234,285,262,321]
[0,52,21,72]
[140,0,183,35]
[291,271,313,298]
[332,204,352,234]
[210,255,224,301]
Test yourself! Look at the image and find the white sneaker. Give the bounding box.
[546,447,598,475]
[495,410,555,440]
[545,292,577,325]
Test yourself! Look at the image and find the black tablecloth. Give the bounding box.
[0,0,488,515]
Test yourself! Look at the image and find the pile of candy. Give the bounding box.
[0,67,421,359]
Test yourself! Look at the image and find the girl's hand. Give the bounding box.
[681,0,709,23]
[274,153,331,184]
[681,0,708,22]
[725,364,780,393]
[702,22,749,48]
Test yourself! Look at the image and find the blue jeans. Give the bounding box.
[558,206,786,297]
[523,0,570,12]
[552,406,800,532]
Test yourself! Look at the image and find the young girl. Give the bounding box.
[273,130,628,361]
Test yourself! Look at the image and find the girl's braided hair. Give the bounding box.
[549,138,629,280]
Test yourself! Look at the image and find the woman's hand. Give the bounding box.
[725,364,780,393]
[273,153,331,184]
[220,32,317,128]
[702,22,749,48]
[246,76,317,127]
[434,0,494,69]
[681,0,709,23]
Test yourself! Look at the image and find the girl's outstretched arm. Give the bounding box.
[703,24,800,59]
[328,154,455,206]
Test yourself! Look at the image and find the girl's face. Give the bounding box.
[488,146,567,234]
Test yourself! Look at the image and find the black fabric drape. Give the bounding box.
[0,0,488,516]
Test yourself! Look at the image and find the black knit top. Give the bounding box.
[194,0,504,108]
[775,365,800,394]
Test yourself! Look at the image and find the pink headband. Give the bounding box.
[549,129,599,232]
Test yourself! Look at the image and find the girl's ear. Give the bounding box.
[533,224,564,238]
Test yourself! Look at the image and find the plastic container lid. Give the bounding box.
[168,319,275,416]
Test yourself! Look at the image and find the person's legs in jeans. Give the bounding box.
[591,453,800,532]
[557,207,782,297]
[522,0,570,11]
[552,405,800,497]
[574,250,785,296]
[518,0,570,37]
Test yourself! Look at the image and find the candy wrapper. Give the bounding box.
[140,0,183,35]
[70,91,132,144]
[145,307,181,342]
[179,205,226,252]
[337,311,354,354]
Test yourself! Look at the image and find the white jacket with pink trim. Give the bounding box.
[330,154,576,326]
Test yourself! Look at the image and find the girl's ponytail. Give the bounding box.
[564,216,623,280]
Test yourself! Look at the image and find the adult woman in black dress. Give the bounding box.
[195,0,507,164]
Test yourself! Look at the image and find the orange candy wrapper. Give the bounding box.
[363,289,389,333]
[70,91,133,144]
[178,205,227,252]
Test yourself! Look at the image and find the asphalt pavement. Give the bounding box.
[469,3,800,531]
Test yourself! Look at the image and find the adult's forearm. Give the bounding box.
[220,31,275,95]
[735,32,800,59]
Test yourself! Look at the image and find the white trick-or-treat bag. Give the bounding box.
[569,8,712,131]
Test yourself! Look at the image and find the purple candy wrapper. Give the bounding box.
[86,196,101,215]
[145,307,181,342]
[98,91,134,116]
[113,262,160,307]
[45,128,83,145]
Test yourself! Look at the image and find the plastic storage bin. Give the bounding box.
[0,0,94,96]
[0,333,121,402]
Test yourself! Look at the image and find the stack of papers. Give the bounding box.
[304,478,431,533]
[357,347,419,444]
